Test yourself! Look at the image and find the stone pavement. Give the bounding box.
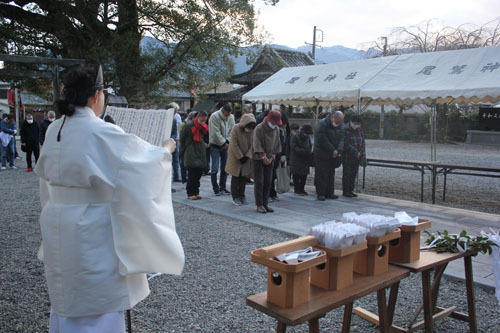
[172,174,499,290]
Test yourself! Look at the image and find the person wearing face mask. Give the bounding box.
[20,114,40,172]
[180,110,209,200]
[342,115,366,198]
[290,124,313,195]
[252,110,282,213]
[39,110,56,146]
[1,114,17,170]
[225,113,256,205]
[313,111,345,201]
[35,63,184,331]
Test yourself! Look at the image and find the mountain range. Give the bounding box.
[141,36,375,76]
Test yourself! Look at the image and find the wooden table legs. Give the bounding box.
[276,317,321,333]
[342,302,353,333]
[464,255,477,333]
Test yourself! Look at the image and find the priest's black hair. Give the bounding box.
[56,63,101,117]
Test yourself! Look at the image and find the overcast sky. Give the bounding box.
[253,0,500,49]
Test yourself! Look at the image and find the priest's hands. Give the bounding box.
[163,138,177,153]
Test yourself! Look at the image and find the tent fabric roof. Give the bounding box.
[243,46,500,106]
[243,56,396,106]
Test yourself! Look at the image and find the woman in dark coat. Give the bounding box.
[289,124,313,195]
[180,110,208,200]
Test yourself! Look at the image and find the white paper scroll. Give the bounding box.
[105,106,174,147]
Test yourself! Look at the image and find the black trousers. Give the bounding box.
[231,175,247,199]
[186,167,203,196]
[269,159,279,198]
[293,174,307,193]
[314,158,335,197]
[253,159,274,207]
[179,151,187,183]
[342,158,360,194]
[25,143,40,168]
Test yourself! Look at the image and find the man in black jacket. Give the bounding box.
[313,111,344,201]
[39,110,55,146]
[20,114,40,172]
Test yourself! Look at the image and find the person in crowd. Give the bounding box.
[314,111,344,201]
[236,104,253,123]
[290,124,313,195]
[1,114,17,170]
[286,123,300,185]
[342,115,366,198]
[253,110,282,214]
[20,114,40,172]
[268,121,287,201]
[168,102,182,182]
[202,114,211,176]
[255,109,269,125]
[226,113,256,206]
[180,110,208,200]
[39,110,56,146]
[179,111,195,184]
[35,63,184,331]
[208,103,235,195]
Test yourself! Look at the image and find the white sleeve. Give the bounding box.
[109,135,185,276]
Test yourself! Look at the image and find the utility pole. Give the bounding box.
[379,36,388,139]
[305,26,323,60]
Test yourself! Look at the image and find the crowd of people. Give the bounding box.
[175,103,367,214]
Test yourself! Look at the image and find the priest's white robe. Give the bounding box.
[35,106,185,318]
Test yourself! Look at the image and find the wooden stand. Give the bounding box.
[311,242,367,291]
[354,229,401,276]
[389,219,431,263]
[251,236,326,308]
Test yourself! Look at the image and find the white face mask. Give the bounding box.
[244,128,250,133]
[332,122,339,127]
[27,119,33,124]
[268,122,276,129]
[350,122,360,130]
[48,118,55,122]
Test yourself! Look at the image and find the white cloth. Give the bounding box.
[35,106,185,317]
[49,309,125,333]
[0,131,12,147]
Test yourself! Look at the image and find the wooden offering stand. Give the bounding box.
[311,241,367,291]
[389,219,431,263]
[251,236,326,308]
[354,229,401,276]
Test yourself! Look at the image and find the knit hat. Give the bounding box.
[265,110,282,126]
[302,124,313,135]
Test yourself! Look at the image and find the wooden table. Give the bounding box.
[354,250,478,333]
[247,265,410,332]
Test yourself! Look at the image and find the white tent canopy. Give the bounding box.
[361,46,500,105]
[243,46,500,107]
[242,56,396,106]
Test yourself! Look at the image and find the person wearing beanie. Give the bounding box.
[342,115,366,198]
[290,124,314,195]
[252,110,282,213]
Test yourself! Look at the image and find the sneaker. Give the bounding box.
[256,206,267,214]
[214,191,221,196]
[220,189,231,195]
[27,167,33,172]
[317,195,326,201]
[1,167,6,170]
[351,193,358,197]
[188,195,198,200]
[232,198,242,206]
[195,195,202,200]
[10,166,17,169]
[326,194,339,200]
[240,197,248,205]
[264,206,274,213]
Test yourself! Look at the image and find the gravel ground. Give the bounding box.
[310,140,500,215]
[1,164,499,332]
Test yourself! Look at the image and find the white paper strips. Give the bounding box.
[275,246,322,264]
[342,212,402,237]
[308,221,369,249]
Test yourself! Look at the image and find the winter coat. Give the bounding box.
[289,129,313,175]
[180,121,207,169]
[20,120,40,145]
[343,124,366,161]
[208,109,235,147]
[313,116,344,161]
[39,119,52,145]
[225,114,256,177]
[252,120,281,160]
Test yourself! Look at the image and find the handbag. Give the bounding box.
[276,161,291,194]
[21,143,26,152]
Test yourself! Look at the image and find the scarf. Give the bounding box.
[191,117,208,142]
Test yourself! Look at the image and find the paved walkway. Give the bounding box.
[172,174,499,290]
